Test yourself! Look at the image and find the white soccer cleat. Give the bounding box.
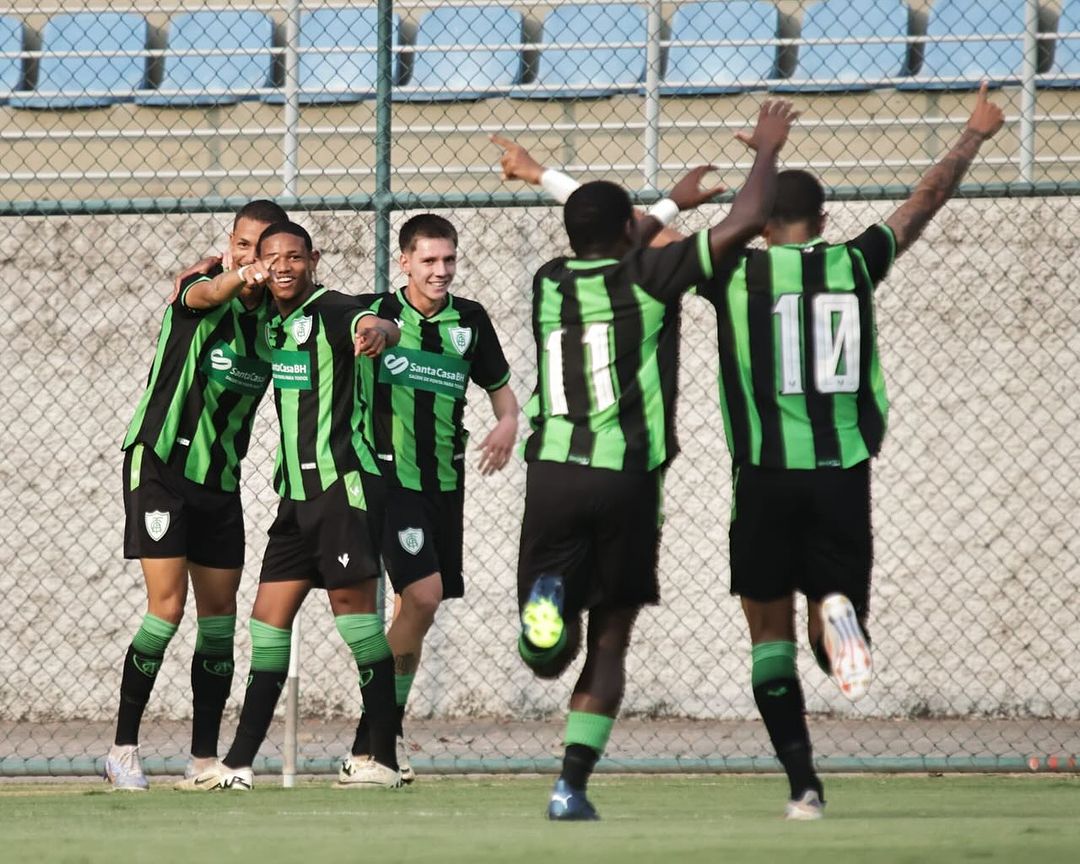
[821,593,873,701]
[785,789,825,821]
[173,757,224,791]
[176,760,253,791]
[104,744,149,791]
[335,755,403,789]
[397,738,416,785]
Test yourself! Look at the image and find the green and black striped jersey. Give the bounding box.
[122,266,273,493]
[265,287,381,500]
[523,230,713,472]
[695,223,896,470]
[365,289,511,492]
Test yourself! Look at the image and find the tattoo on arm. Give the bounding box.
[394,653,420,676]
[887,128,985,256]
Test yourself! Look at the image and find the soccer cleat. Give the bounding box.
[785,789,825,821]
[335,755,403,789]
[521,573,565,650]
[104,744,149,791]
[397,738,416,785]
[177,761,253,791]
[821,593,873,701]
[546,778,599,821]
[173,757,223,791]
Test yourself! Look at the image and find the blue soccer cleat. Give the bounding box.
[521,573,566,651]
[546,777,599,821]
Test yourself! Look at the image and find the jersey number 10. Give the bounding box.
[773,293,861,395]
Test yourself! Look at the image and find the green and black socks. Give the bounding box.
[224,619,290,769]
[560,711,614,790]
[751,641,821,801]
[190,615,236,758]
[336,614,397,770]
[114,613,178,746]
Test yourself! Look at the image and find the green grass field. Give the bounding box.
[1,775,1075,864]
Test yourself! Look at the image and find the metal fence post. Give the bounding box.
[642,0,663,192]
[1019,0,1039,184]
[282,0,301,197]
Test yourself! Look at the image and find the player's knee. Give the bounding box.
[147,599,184,626]
[401,577,443,625]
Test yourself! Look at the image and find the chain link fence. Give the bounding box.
[1,0,1078,777]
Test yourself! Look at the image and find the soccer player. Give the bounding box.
[343,214,518,784]
[107,199,287,791]
[493,102,797,820]
[190,221,404,791]
[506,84,1005,820]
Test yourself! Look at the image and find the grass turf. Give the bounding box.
[0,774,1075,864]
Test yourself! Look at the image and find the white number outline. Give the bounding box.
[771,293,861,395]
[544,323,616,416]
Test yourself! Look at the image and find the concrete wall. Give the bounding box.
[1,197,1077,726]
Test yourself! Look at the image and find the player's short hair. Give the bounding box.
[234,199,288,229]
[256,221,313,256]
[770,170,826,226]
[564,181,633,256]
[399,213,458,253]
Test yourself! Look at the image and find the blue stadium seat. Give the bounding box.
[1041,1,1080,88]
[661,1,777,95]
[397,6,523,101]
[511,4,646,99]
[10,13,147,109]
[900,0,1024,90]
[136,11,273,106]
[773,0,909,92]
[0,16,22,103]
[263,9,399,104]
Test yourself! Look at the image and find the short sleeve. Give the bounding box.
[846,224,896,288]
[628,230,714,304]
[318,293,378,351]
[691,245,745,305]
[469,307,512,392]
[176,262,225,315]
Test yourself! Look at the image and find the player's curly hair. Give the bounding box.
[256,221,313,255]
[564,181,633,256]
[770,170,825,226]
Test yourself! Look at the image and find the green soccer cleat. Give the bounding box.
[521,573,565,650]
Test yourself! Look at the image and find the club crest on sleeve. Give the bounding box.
[291,315,313,344]
[144,510,171,542]
[398,527,424,556]
[448,326,472,355]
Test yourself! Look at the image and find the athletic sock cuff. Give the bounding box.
[249,619,292,672]
[751,641,797,687]
[131,613,178,656]
[334,614,390,666]
[394,672,415,708]
[564,711,615,753]
[195,615,236,656]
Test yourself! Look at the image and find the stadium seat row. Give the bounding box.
[1,1,1079,109]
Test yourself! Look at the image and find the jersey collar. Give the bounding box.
[272,284,328,326]
[398,286,453,321]
[776,236,826,250]
[565,258,618,270]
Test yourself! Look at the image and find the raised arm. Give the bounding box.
[703,99,796,261]
[182,262,269,311]
[886,82,1005,258]
[353,313,400,358]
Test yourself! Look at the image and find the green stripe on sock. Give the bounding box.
[395,672,415,708]
[250,619,291,672]
[334,614,390,666]
[751,641,797,687]
[195,615,236,655]
[517,628,568,665]
[131,613,178,656]
[564,711,615,753]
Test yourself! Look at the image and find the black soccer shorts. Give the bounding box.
[516,461,664,616]
[261,471,383,590]
[729,460,873,622]
[382,485,465,599]
[122,444,245,569]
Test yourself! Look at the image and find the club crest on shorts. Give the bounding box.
[398,527,424,556]
[291,315,313,344]
[144,510,170,542]
[448,326,472,355]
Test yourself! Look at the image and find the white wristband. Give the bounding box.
[647,198,680,227]
[540,168,582,204]
[236,264,250,282]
